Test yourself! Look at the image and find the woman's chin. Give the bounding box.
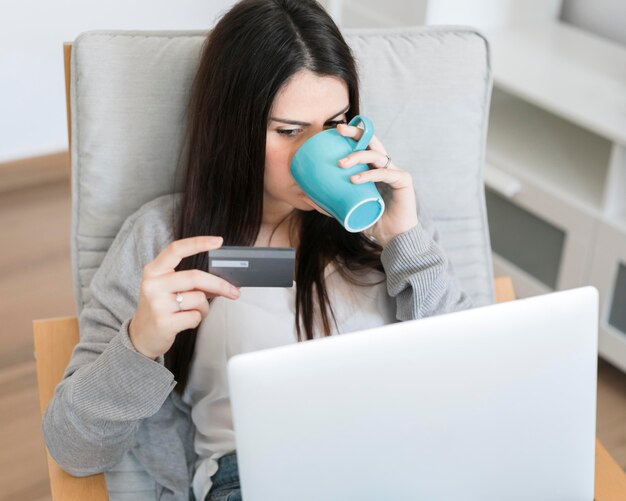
[299,196,332,218]
[297,200,316,211]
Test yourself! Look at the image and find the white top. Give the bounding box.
[183,262,396,501]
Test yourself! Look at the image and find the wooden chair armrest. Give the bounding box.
[33,316,108,501]
[494,276,515,303]
[596,438,626,500]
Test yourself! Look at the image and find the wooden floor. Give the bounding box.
[1,178,625,500]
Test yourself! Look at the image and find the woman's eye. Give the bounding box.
[277,129,301,137]
[276,120,346,138]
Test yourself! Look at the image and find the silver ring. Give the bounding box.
[175,292,184,312]
[382,154,391,169]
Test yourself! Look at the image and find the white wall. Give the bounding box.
[323,0,566,31]
[321,0,426,28]
[0,0,236,163]
[425,0,562,30]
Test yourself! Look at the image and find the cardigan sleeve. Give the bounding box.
[42,211,176,476]
[380,201,472,321]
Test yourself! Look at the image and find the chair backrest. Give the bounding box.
[68,27,494,313]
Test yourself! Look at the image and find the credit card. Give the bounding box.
[208,246,295,288]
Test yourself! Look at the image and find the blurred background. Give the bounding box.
[1,0,625,499]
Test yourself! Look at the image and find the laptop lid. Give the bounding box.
[228,287,598,501]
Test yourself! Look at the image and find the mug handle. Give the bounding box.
[348,115,375,152]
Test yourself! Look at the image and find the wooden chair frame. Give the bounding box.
[31,43,626,501]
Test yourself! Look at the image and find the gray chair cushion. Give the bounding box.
[70,27,494,313]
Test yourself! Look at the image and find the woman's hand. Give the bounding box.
[336,122,419,247]
[129,236,241,360]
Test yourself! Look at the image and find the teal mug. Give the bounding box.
[290,115,385,233]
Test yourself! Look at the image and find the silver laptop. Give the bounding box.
[228,287,598,501]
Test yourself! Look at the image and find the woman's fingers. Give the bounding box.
[155,290,211,333]
[150,269,240,300]
[171,310,205,336]
[165,290,210,320]
[351,167,413,190]
[338,149,392,169]
[337,122,362,138]
[336,123,388,155]
[144,236,224,278]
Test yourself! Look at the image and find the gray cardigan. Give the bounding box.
[43,193,471,500]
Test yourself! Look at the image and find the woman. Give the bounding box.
[43,1,471,500]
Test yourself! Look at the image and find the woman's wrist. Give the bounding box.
[128,319,159,361]
[373,221,419,248]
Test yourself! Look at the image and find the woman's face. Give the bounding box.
[264,69,350,219]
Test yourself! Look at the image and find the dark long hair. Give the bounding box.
[167,0,384,393]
